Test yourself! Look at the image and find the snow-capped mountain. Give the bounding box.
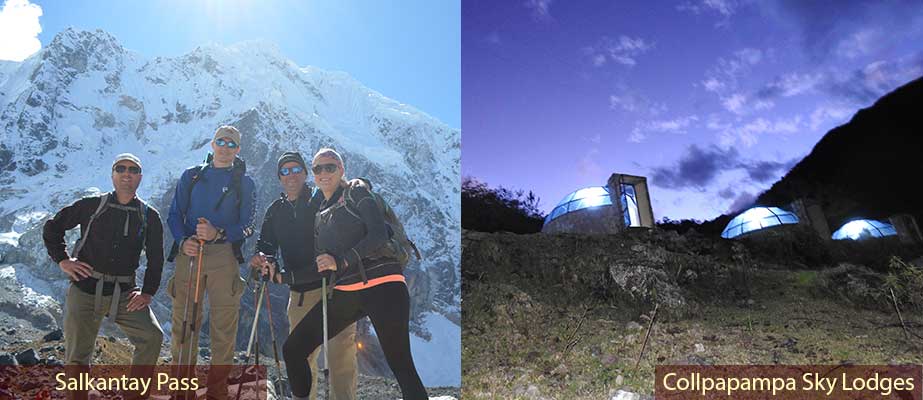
[0,28,460,386]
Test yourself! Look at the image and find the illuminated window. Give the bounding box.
[544,186,612,225]
[831,219,897,240]
[721,206,800,239]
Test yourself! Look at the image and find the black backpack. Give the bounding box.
[342,180,422,269]
[167,153,248,263]
[72,193,150,257]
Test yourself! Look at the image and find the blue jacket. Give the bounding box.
[167,164,257,244]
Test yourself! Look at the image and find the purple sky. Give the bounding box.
[462,0,923,221]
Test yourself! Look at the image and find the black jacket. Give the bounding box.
[255,185,325,292]
[42,193,165,296]
[315,185,401,286]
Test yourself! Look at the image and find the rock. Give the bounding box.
[0,353,17,365]
[43,328,63,342]
[200,347,210,357]
[615,374,624,385]
[39,345,55,353]
[626,321,643,331]
[694,343,705,353]
[46,356,64,367]
[610,389,650,400]
[16,348,39,365]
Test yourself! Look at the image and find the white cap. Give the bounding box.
[112,153,142,169]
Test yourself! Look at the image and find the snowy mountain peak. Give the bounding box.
[0,29,460,386]
[42,28,127,70]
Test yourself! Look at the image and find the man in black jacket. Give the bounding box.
[43,153,164,398]
[250,151,357,400]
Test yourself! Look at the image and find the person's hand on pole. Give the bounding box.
[316,254,337,272]
[196,217,218,241]
[182,236,200,257]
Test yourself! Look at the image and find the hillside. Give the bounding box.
[461,228,923,398]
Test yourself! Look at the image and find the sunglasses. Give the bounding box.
[113,165,142,174]
[215,138,239,149]
[279,165,305,176]
[312,163,338,174]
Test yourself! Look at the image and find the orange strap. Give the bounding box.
[334,274,405,291]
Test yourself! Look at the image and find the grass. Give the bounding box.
[463,263,923,399]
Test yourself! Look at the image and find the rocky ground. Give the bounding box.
[462,227,923,399]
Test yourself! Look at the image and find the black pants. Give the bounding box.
[282,281,427,399]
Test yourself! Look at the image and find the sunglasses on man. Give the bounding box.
[215,138,239,149]
[279,166,305,176]
[312,163,338,174]
[113,165,142,174]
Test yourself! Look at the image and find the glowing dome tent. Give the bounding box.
[721,206,800,239]
[542,173,655,234]
[831,219,897,240]
[544,186,612,224]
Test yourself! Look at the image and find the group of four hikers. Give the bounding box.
[42,125,428,400]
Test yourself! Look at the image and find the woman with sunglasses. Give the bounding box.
[279,147,428,400]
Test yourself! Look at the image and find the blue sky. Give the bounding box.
[0,0,460,128]
[463,0,923,221]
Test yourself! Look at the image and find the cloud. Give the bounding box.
[628,115,699,143]
[628,130,647,143]
[835,28,881,59]
[585,35,654,68]
[0,0,43,62]
[756,72,822,100]
[809,104,852,131]
[726,191,757,214]
[649,144,798,190]
[822,55,923,105]
[678,0,740,16]
[609,92,667,116]
[740,157,798,183]
[650,145,739,189]
[713,116,803,147]
[701,48,767,113]
[525,0,553,21]
[768,1,923,61]
[718,186,736,199]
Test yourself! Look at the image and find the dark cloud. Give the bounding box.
[650,145,799,190]
[718,186,736,199]
[738,158,797,183]
[650,145,739,190]
[726,191,757,214]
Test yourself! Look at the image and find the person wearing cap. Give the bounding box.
[43,153,165,399]
[249,151,359,400]
[166,125,257,400]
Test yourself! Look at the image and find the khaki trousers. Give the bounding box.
[64,283,163,400]
[168,243,245,400]
[64,283,164,365]
[288,287,358,400]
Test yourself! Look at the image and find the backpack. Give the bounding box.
[342,180,422,269]
[72,193,149,257]
[167,153,248,263]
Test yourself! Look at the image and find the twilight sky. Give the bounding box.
[463,0,923,221]
[0,0,460,128]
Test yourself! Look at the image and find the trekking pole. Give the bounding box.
[236,275,265,400]
[321,275,330,400]
[262,270,286,397]
[186,238,206,395]
[177,255,195,372]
